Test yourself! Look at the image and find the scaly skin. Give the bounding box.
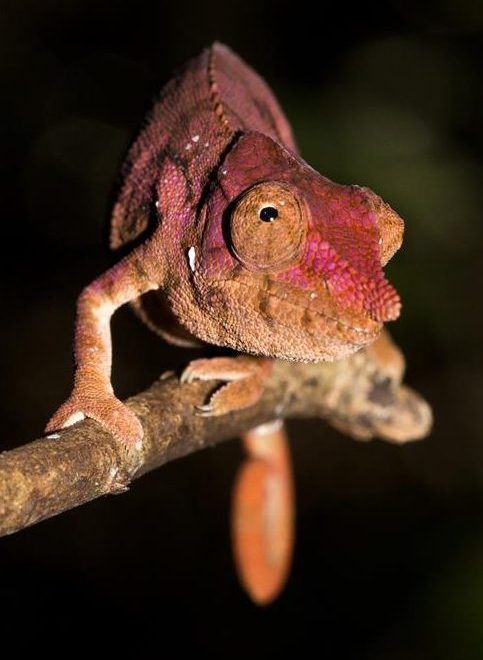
[46,43,404,604]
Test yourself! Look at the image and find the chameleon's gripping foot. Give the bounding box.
[232,420,294,605]
[45,386,143,448]
[181,356,272,416]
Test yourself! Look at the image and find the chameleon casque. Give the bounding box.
[46,43,404,604]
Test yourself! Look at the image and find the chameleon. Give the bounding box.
[46,43,404,604]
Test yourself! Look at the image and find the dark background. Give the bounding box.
[1,1,483,657]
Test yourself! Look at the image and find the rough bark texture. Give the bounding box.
[0,336,432,537]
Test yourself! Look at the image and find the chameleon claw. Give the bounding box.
[179,370,195,385]
[195,404,216,417]
[196,404,212,412]
[195,399,235,417]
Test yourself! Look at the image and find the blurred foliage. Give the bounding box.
[1,1,483,657]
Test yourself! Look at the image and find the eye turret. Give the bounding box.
[230,182,307,272]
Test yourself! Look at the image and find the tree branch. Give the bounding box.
[0,332,432,537]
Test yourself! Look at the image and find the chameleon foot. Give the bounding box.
[45,387,143,447]
[180,356,272,416]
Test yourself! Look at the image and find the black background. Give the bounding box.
[1,1,483,657]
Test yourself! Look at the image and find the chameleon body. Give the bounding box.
[46,43,404,604]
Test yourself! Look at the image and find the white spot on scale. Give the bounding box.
[310,292,317,299]
[187,246,196,272]
[64,411,86,426]
[204,142,209,147]
[185,143,192,150]
[46,433,61,440]
[191,135,200,142]
[135,440,143,451]
[221,170,227,175]
[155,200,159,209]
[378,237,383,245]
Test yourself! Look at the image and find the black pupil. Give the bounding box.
[259,206,278,222]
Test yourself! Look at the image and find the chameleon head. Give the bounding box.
[193,132,404,361]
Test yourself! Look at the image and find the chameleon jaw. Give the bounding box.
[191,276,383,362]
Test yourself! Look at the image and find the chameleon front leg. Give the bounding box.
[46,248,159,446]
[232,420,294,605]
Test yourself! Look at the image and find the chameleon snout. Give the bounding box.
[304,184,403,324]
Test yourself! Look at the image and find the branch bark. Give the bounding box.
[0,332,432,537]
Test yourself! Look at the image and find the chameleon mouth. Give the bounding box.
[220,276,380,331]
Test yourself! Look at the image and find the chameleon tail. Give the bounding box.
[231,419,294,605]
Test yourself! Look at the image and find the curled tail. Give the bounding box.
[231,419,294,605]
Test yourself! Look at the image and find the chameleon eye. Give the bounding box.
[230,182,307,272]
